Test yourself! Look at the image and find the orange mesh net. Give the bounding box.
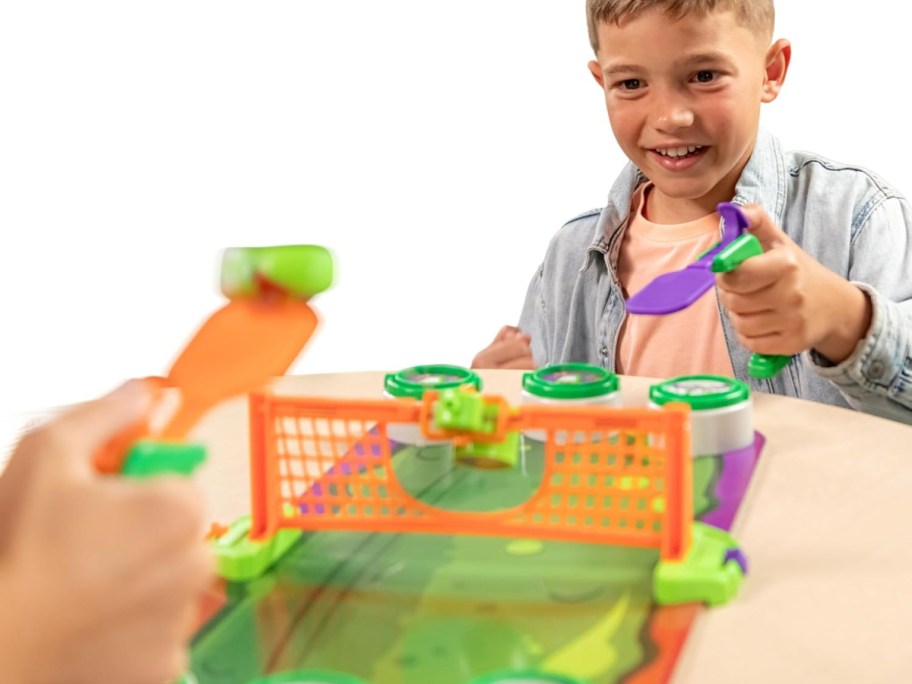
[248,394,692,562]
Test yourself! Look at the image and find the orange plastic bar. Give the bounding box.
[658,404,692,562]
[249,392,274,540]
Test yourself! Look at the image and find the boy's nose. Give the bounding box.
[651,95,695,132]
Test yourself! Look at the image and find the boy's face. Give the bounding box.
[589,9,788,220]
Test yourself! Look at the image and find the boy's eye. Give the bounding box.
[620,79,642,90]
[695,70,716,83]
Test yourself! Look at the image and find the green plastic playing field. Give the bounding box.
[189,435,733,684]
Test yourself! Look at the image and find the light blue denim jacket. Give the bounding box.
[518,129,912,424]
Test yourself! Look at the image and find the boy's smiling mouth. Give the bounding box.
[648,144,708,170]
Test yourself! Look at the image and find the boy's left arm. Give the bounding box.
[716,202,912,421]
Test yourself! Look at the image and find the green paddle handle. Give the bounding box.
[121,441,207,478]
[710,233,763,273]
[711,234,793,380]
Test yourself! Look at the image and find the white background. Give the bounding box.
[0,1,907,444]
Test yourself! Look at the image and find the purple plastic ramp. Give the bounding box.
[701,431,766,531]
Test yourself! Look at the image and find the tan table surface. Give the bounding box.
[192,369,912,684]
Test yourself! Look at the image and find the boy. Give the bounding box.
[472,0,912,424]
[0,381,212,683]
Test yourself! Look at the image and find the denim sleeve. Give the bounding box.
[517,263,550,367]
[809,197,912,423]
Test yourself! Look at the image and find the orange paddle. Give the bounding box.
[94,245,332,473]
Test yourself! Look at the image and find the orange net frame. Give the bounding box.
[248,393,693,562]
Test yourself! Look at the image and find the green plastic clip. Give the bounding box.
[653,522,746,606]
[434,389,512,435]
[434,389,493,433]
[121,441,207,478]
[211,512,302,582]
[434,389,520,469]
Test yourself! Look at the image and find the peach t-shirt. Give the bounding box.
[615,184,735,378]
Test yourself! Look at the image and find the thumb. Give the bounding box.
[493,325,523,343]
[738,203,789,251]
[51,380,154,474]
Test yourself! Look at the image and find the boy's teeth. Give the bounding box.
[658,145,703,158]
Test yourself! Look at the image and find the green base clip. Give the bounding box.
[212,513,302,582]
[653,522,746,606]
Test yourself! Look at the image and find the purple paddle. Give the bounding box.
[625,202,793,380]
[625,202,749,314]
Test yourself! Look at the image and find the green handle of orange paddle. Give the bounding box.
[711,234,793,380]
[120,441,207,478]
[93,378,170,475]
[95,426,206,478]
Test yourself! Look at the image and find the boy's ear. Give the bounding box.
[588,60,606,89]
[761,39,791,103]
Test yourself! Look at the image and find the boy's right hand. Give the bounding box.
[0,381,214,684]
[471,325,536,370]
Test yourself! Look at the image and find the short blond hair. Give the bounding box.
[586,0,775,53]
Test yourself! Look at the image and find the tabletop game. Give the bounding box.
[189,366,763,684]
[94,244,764,684]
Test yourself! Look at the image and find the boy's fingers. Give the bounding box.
[718,283,777,315]
[739,204,789,251]
[715,250,788,294]
[493,325,524,343]
[122,477,210,546]
[715,263,767,295]
[38,380,152,471]
[474,340,532,368]
[492,326,511,343]
[727,309,783,338]
[499,356,537,370]
[491,340,532,364]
